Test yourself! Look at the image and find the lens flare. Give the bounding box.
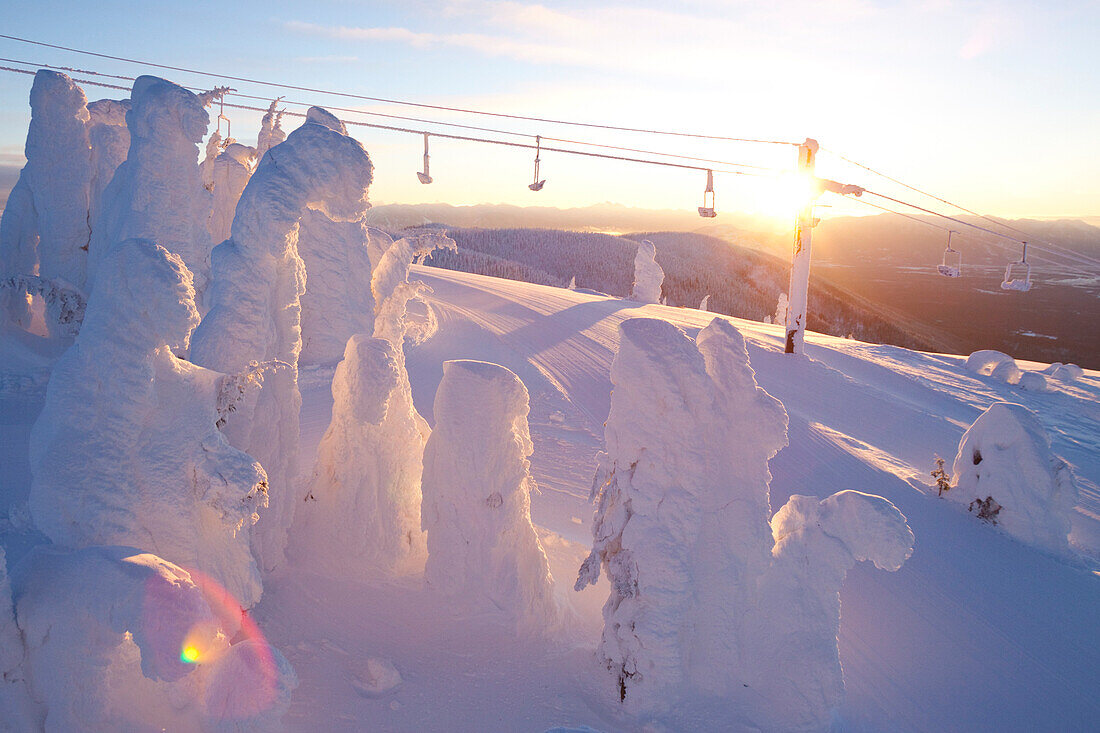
[181,644,201,663]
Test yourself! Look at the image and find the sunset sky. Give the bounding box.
[1,0,1097,222]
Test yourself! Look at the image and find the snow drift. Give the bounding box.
[577,317,914,730]
[191,107,374,572]
[422,359,558,632]
[950,402,1079,555]
[28,239,268,607]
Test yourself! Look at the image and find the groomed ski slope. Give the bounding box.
[270,266,1099,732]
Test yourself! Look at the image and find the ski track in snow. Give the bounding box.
[2,265,1098,731]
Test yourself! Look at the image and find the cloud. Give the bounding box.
[295,55,361,64]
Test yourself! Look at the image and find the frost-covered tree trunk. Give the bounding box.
[86,76,213,304]
[422,360,558,633]
[949,402,1078,554]
[0,70,93,332]
[28,239,268,607]
[630,239,664,304]
[191,107,375,573]
[578,317,913,728]
[207,142,255,248]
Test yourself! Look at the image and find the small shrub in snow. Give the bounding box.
[422,360,558,632]
[949,402,1078,554]
[932,455,952,496]
[0,274,86,338]
[969,496,1002,524]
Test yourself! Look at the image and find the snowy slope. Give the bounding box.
[3,266,1098,731]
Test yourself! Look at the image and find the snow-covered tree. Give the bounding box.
[774,291,789,326]
[86,76,214,304]
[207,142,255,247]
[950,402,1078,554]
[0,70,92,332]
[191,107,374,572]
[254,98,286,161]
[422,359,559,632]
[86,98,131,235]
[9,545,296,732]
[698,294,709,311]
[28,239,268,607]
[577,317,913,728]
[630,239,663,303]
[292,335,428,576]
[200,130,223,191]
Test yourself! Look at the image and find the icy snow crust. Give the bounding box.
[191,109,374,572]
[950,402,1079,554]
[27,240,267,607]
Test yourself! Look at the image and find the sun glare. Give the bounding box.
[180,644,201,664]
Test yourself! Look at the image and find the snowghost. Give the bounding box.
[421,360,559,632]
[86,98,131,235]
[8,545,296,732]
[86,76,215,303]
[0,70,92,331]
[255,98,287,161]
[207,142,255,247]
[291,229,454,575]
[950,402,1078,554]
[28,239,268,608]
[577,317,914,729]
[630,239,664,304]
[293,335,428,576]
[191,106,374,573]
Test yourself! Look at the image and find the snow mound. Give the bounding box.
[630,239,664,304]
[9,546,294,732]
[950,402,1078,554]
[578,316,914,729]
[965,350,1014,375]
[349,657,402,697]
[28,239,267,607]
[422,359,559,632]
[192,107,374,572]
[292,334,427,577]
[1018,371,1050,392]
[87,75,213,304]
[1042,362,1084,383]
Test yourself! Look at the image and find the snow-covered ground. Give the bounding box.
[3,265,1098,731]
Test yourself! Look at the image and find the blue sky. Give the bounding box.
[1,0,1098,219]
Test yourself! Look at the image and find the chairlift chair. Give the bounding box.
[529,135,546,191]
[215,95,232,147]
[937,230,961,278]
[417,133,433,184]
[1000,242,1032,292]
[698,169,716,218]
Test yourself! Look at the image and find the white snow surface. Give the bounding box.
[27,239,267,607]
[86,76,214,304]
[2,259,1099,731]
[950,402,1079,555]
[629,239,663,304]
[421,359,559,633]
[190,107,373,572]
